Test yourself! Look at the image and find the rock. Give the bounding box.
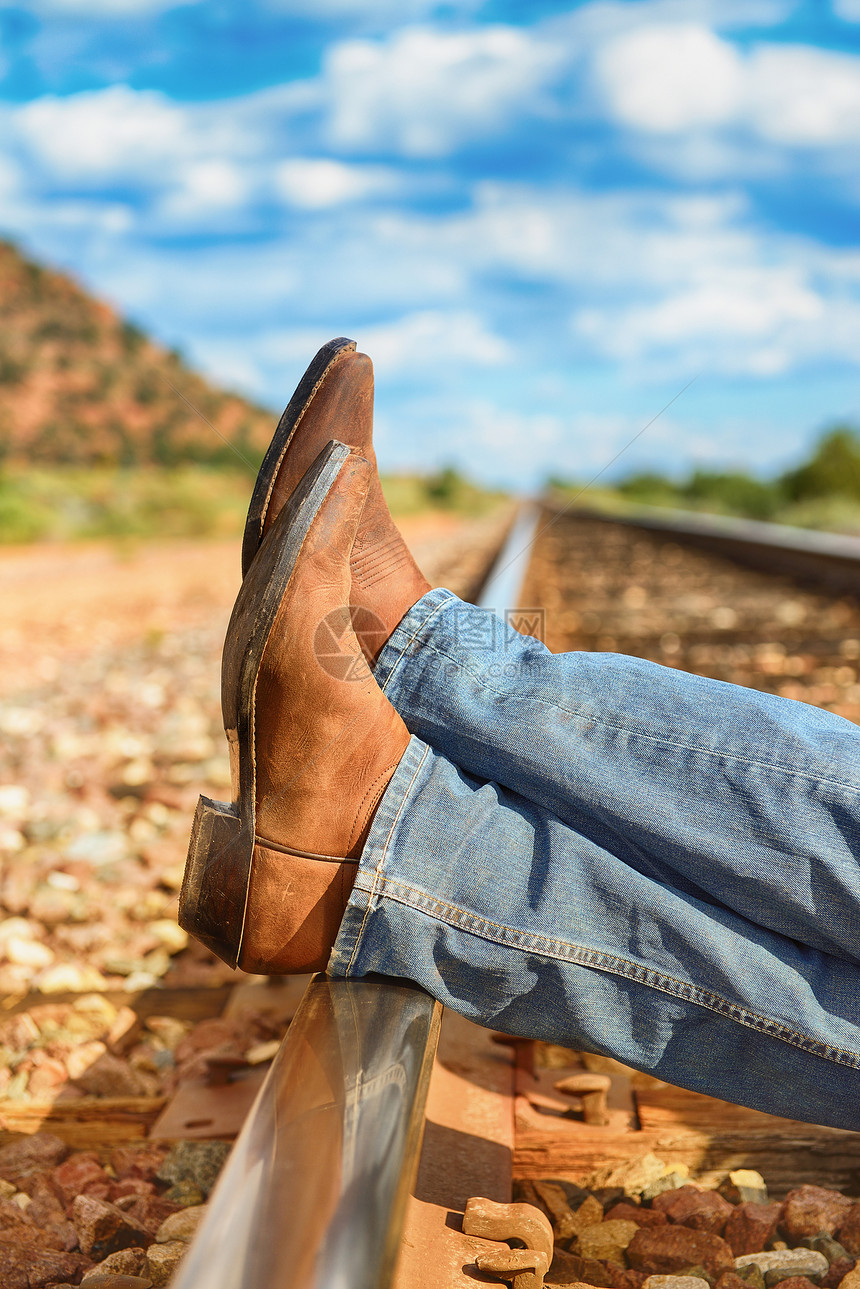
[155,1205,206,1244]
[735,1266,766,1289]
[725,1204,784,1256]
[52,1151,112,1206]
[628,1228,735,1279]
[735,1252,828,1282]
[36,963,109,993]
[147,1239,186,1285]
[534,1179,582,1240]
[72,1052,156,1098]
[72,1194,150,1260]
[0,1231,85,1289]
[783,1190,854,1242]
[0,1131,68,1188]
[643,1278,711,1289]
[155,1140,230,1200]
[0,1196,36,1236]
[653,1188,734,1236]
[821,1260,855,1288]
[838,1207,860,1257]
[605,1205,670,1229]
[802,1237,852,1266]
[79,1277,153,1288]
[82,1246,149,1277]
[578,1221,641,1265]
[718,1275,761,1289]
[720,1174,770,1207]
[837,1268,860,1289]
[114,1192,182,1234]
[548,1248,612,1285]
[643,1176,693,1204]
[585,1156,676,1199]
[111,1143,170,1183]
[764,1279,820,1289]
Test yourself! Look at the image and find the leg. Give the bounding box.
[328,737,860,1131]
[372,590,860,967]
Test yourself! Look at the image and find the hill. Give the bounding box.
[0,238,272,468]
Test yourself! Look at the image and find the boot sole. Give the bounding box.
[240,337,355,578]
[180,439,354,967]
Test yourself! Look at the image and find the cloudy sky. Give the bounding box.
[0,0,858,486]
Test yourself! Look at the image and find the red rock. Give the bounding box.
[548,1248,613,1284]
[838,1204,860,1256]
[71,1194,150,1260]
[653,1186,734,1235]
[0,1132,68,1189]
[0,1197,36,1236]
[717,1275,757,1289]
[783,1187,854,1241]
[111,1143,170,1183]
[605,1203,668,1228]
[598,1265,648,1288]
[0,1230,85,1289]
[821,1259,856,1289]
[110,1178,155,1202]
[114,1192,181,1234]
[51,1150,112,1208]
[27,1053,69,1098]
[765,1279,819,1289]
[627,1225,735,1278]
[725,1202,784,1256]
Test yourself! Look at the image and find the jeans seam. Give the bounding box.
[413,640,860,797]
[374,875,860,1070]
[345,743,430,974]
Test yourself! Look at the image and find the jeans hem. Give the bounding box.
[371,587,457,695]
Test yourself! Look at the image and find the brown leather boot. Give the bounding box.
[180,441,411,974]
[242,340,429,662]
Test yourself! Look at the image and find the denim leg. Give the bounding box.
[372,589,860,967]
[329,735,860,1129]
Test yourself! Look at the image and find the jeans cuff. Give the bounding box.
[327,733,431,977]
[371,587,457,695]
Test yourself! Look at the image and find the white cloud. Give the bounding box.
[594,24,743,132]
[14,87,190,180]
[747,45,860,144]
[595,23,860,148]
[355,310,511,373]
[835,0,860,19]
[322,25,564,155]
[274,158,397,208]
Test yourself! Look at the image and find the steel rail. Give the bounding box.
[568,503,860,595]
[172,506,536,1289]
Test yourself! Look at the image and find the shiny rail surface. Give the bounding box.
[172,975,442,1289]
[571,504,860,595]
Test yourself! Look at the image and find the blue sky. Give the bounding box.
[0,0,859,487]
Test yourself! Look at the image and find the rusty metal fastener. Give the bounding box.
[462,1196,554,1263]
[475,1246,549,1289]
[553,1070,611,1125]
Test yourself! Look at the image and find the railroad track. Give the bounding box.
[5,502,860,1288]
[172,503,860,1289]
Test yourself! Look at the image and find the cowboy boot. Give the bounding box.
[180,440,410,973]
[241,340,429,661]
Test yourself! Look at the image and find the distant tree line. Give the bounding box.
[609,425,860,521]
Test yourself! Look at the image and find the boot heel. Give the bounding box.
[179,795,254,968]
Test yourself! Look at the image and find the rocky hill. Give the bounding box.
[0,239,273,467]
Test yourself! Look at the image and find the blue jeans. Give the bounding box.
[328,589,860,1129]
